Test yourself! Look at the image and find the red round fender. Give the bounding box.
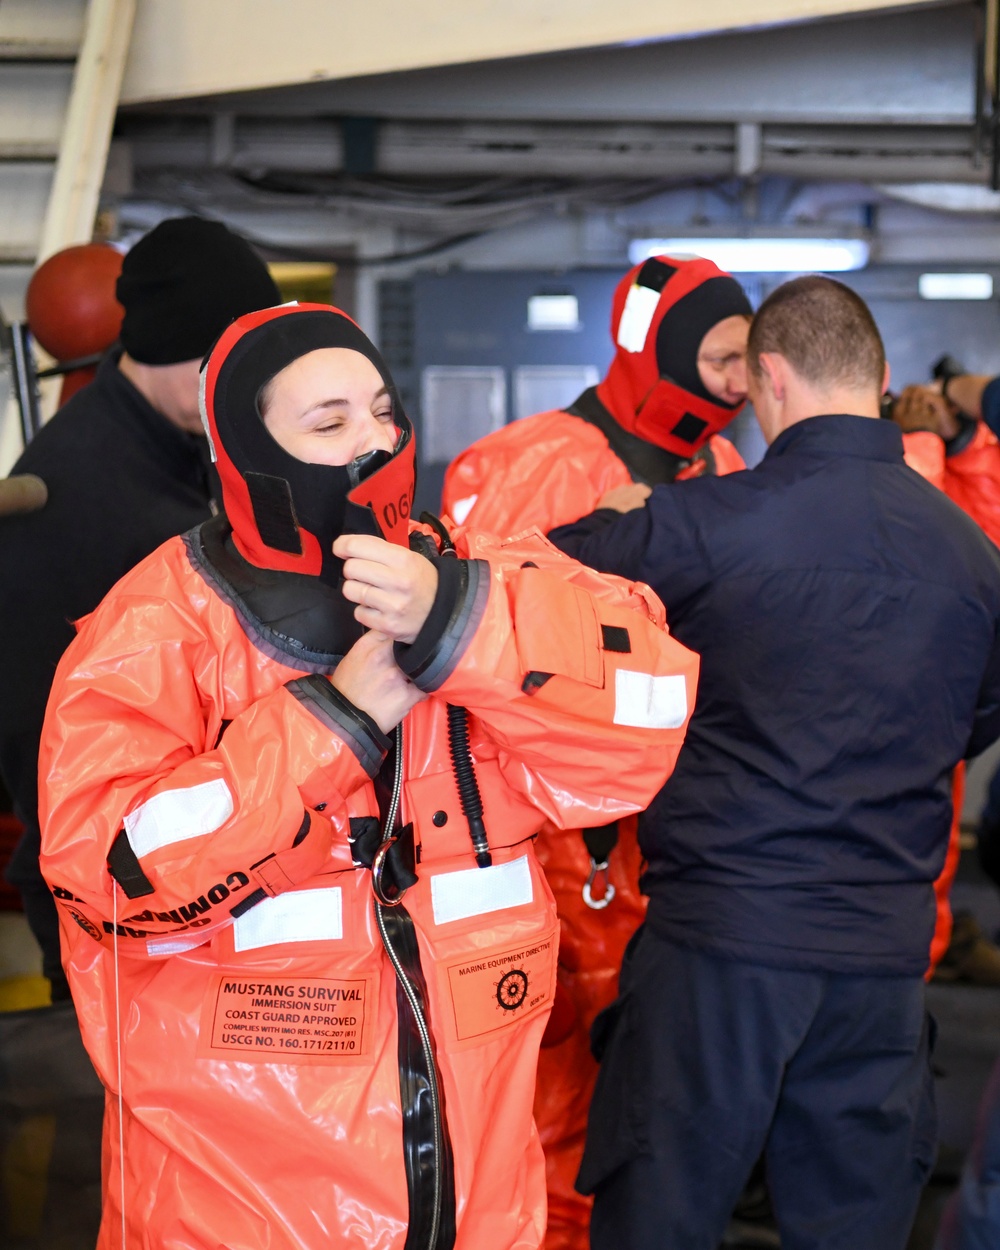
[26,244,124,405]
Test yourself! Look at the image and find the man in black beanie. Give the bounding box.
[0,216,279,1000]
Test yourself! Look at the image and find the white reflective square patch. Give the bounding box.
[451,494,478,524]
[614,670,688,729]
[124,777,234,858]
[233,887,343,952]
[616,284,660,353]
[431,855,533,925]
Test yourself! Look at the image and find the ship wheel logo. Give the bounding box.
[496,968,529,1012]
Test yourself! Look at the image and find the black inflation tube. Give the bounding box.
[420,510,491,867]
[446,703,492,868]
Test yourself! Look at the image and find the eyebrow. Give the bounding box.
[301,385,390,418]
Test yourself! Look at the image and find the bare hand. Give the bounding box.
[330,631,426,734]
[333,534,438,644]
[892,385,962,441]
[598,482,652,513]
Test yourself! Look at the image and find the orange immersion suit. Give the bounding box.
[40,523,698,1250]
[443,255,751,1249]
[40,432,699,1245]
[903,422,1000,970]
[903,422,1000,549]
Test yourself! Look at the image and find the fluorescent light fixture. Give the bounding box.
[918,273,994,301]
[628,237,870,273]
[527,294,580,330]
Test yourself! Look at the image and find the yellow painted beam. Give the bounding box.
[122,0,942,104]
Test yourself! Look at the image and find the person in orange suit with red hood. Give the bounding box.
[38,303,699,1250]
[443,255,752,1249]
[890,369,1000,983]
[892,369,1000,549]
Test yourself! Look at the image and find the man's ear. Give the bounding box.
[881,361,891,396]
[757,352,786,402]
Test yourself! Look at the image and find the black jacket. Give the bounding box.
[551,415,1000,976]
[0,353,214,880]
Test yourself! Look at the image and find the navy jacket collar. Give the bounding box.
[764,414,904,464]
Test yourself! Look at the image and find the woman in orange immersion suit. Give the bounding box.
[443,256,752,1249]
[39,304,700,1250]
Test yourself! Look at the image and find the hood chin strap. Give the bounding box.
[597,366,742,455]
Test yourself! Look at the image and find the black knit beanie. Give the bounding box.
[116,217,280,365]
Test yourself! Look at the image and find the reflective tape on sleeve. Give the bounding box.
[146,934,211,958]
[613,670,688,729]
[124,778,234,858]
[431,855,533,925]
[233,887,343,952]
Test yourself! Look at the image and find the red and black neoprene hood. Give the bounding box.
[598,255,752,456]
[200,303,416,586]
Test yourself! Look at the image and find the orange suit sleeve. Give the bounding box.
[39,588,386,949]
[396,528,699,831]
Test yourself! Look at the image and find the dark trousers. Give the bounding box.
[578,927,937,1250]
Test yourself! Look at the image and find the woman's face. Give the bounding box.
[261,347,398,465]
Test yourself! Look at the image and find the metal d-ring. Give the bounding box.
[582,858,616,910]
[372,836,408,907]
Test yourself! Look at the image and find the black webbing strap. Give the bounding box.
[581,821,619,866]
[107,828,155,899]
[349,816,418,893]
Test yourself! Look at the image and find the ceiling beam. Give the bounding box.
[121,0,952,105]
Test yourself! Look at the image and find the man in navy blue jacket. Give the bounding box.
[549,275,1000,1250]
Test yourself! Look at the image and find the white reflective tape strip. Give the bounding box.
[451,494,478,524]
[124,778,234,858]
[198,362,217,461]
[616,284,661,353]
[145,934,209,958]
[431,854,533,925]
[233,887,343,952]
[614,670,689,729]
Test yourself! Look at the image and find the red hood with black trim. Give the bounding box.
[596,255,751,456]
[200,303,416,584]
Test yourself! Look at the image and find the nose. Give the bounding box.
[728,356,749,400]
[355,413,397,458]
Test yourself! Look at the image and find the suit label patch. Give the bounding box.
[446,933,557,1041]
[199,973,374,1063]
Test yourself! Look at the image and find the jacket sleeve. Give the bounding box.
[395,528,700,828]
[39,591,387,951]
[549,481,716,614]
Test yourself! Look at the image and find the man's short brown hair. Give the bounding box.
[748,275,885,392]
